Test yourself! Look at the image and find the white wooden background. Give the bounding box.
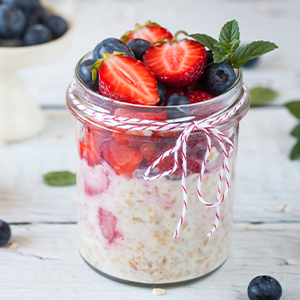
[1,0,300,299]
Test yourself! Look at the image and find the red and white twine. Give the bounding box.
[69,82,248,239]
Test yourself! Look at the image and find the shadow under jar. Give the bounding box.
[66,52,250,286]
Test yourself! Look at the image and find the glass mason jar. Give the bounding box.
[66,52,250,286]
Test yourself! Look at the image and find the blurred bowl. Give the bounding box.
[0,18,74,142]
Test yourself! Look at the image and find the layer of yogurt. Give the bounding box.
[77,150,236,284]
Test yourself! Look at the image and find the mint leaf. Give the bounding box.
[212,50,229,63]
[249,86,278,107]
[214,41,231,52]
[291,124,300,138]
[285,101,300,119]
[232,41,278,68]
[219,19,240,46]
[43,171,76,187]
[290,140,300,160]
[188,33,218,51]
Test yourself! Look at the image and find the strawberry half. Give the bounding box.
[185,90,215,104]
[92,52,160,105]
[143,35,207,88]
[98,207,122,244]
[121,21,173,44]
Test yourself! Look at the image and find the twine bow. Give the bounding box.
[68,82,248,239]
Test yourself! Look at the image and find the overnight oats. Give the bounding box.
[66,20,277,285]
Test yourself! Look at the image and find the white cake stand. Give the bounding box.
[0,20,73,142]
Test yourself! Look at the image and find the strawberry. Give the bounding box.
[98,207,122,244]
[92,52,160,105]
[101,140,143,178]
[143,35,207,88]
[83,163,110,196]
[140,142,182,172]
[79,128,102,167]
[185,90,215,104]
[121,21,173,44]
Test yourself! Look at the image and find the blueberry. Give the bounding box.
[2,0,40,14]
[127,38,150,60]
[0,4,26,39]
[93,38,135,60]
[156,82,166,106]
[206,50,213,65]
[0,220,11,247]
[24,24,52,46]
[248,275,282,300]
[45,15,68,39]
[165,93,190,119]
[165,93,190,106]
[201,62,236,96]
[78,59,99,92]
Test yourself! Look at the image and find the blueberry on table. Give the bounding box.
[127,38,151,60]
[0,220,11,247]
[2,0,40,14]
[248,275,282,300]
[45,15,68,39]
[93,38,135,60]
[0,4,26,39]
[156,82,166,106]
[165,93,190,106]
[78,59,99,92]
[24,24,52,46]
[201,62,236,96]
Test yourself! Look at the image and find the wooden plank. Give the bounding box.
[0,222,299,299]
[1,108,299,223]
[17,0,300,106]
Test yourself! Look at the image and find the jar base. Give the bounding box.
[80,253,229,287]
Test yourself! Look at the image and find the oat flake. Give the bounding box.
[152,288,165,296]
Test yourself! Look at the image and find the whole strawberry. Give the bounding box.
[89,52,160,106]
[143,31,207,88]
[121,21,173,44]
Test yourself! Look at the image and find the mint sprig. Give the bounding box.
[189,19,278,67]
[43,171,76,186]
[285,101,300,160]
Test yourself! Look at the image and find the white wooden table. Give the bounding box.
[1,0,300,299]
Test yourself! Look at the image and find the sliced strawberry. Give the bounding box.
[79,128,102,167]
[98,53,160,105]
[140,142,182,172]
[143,39,207,87]
[101,140,143,178]
[98,207,122,244]
[84,163,110,196]
[121,21,173,44]
[185,90,215,104]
